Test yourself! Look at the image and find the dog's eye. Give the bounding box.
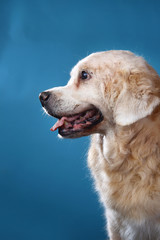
[80,71,91,80]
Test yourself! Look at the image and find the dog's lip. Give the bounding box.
[50,108,104,136]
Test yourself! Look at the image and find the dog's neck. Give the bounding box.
[102,107,160,172]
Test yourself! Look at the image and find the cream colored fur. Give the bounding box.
[44,50,160,240]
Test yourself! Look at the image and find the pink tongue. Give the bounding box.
[50,114,81,132]
[50,118,65,132]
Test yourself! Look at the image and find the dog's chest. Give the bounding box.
[88,134,160,222]
[118,217,160,240]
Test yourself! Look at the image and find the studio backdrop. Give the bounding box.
[0,0,160,239]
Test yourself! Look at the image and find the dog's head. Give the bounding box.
[39,50,160,138]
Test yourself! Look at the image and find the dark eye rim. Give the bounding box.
[80,70,91,80]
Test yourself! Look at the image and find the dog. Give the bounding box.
[39,50,160,240]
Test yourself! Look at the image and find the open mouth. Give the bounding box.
[50,108,103,137]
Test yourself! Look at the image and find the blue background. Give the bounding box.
[1,0,160,239]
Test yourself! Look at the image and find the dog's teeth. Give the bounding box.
[86,121,92,125]
[64,120,73,129]
[64,120,68,126]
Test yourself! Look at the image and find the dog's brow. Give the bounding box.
[70,71,72,77]
[70,67,79,78]
[70,69,74,77]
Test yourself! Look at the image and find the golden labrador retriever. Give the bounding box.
[39,50,160,240]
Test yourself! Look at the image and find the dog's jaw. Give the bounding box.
[50,108,104,138]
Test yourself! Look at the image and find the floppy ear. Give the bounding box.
[114,71,160,126]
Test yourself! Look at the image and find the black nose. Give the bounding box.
[39,91,50,107]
